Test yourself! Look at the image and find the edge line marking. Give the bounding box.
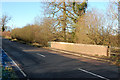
[78,68,109,80]
[36,53,45,57]
[2,49,27,77]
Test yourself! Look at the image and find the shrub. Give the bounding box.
[11,26,34,43]
[11,18,54,46]
[34,25,52,46]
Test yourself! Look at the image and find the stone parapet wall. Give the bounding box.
[50,42,108,56]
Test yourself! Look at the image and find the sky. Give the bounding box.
[1,1,110,29]
[2,2,44,28]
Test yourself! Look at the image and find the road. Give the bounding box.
[2,38,120,80]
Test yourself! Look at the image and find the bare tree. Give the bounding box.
[45,0,88,42]
[106,1,119,46]
[0,15,11,32]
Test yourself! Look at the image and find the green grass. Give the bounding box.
[2,66,19,80]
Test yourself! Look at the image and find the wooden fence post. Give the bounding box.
[107,45,111,57]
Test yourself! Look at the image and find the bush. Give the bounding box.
[11,18,54,46]
[34,25,52,46]
[11,27,33,42]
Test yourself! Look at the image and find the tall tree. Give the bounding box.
[45,0,88,42]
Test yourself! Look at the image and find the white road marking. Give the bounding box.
[78,68,110,80]
[37,53,45,57]
[3,50,27,77]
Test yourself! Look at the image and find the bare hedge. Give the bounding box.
[11,24,53,46]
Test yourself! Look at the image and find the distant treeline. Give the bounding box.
[11,17,119,47]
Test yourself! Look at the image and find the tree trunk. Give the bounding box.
[63,2,67,42]
[2,24,5,32]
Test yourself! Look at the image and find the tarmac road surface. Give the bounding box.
[2,38,120,80]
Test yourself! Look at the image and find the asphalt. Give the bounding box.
[2,38,120,80]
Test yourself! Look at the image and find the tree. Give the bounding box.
[0,15,11,32]
[74,8,113,45]
[118,1,120,47]
[106,1,119,47]
[45,0,88,42]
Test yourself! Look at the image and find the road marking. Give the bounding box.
[78,68,109,80]
[37,53,45,57]
[2,50,27,77]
